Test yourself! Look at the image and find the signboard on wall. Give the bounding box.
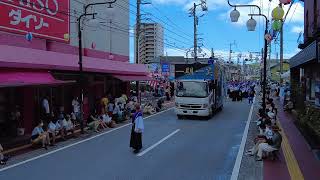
[0,0,70,42]
[175,63,215,80]
[162,63,170,73]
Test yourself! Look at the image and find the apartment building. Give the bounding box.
[135,23,164,64]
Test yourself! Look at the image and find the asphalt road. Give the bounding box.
[0,100,251,180]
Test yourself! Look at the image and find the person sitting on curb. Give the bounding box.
[245,122,273,156]
[47,119,58,146]
[31,121,50,150]
[65,115,76,137]
[143,102,156,115]
[101,113,116,128]
[0,144,10,165]
[113,102,125,124]
[251,125,282,161]
[98,113,109,129]
[87,111,103,133]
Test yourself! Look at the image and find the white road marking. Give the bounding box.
[0,107,174,172]
[137,129,180,157]
[230,98,255,180]
[145,107,174,120]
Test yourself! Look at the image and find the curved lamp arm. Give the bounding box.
[227,0,262,14]
[248,13,269,31]
[85,0,117,14]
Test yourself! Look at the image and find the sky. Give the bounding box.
[128,0,304,63]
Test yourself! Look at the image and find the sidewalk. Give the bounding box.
[272,99,320,180]
[238,96,320,180]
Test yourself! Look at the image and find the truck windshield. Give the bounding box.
[176,81,208,98]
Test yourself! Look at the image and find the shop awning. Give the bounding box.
[290,41,317,68]
[113,74,152,81]
[0,71,75,88]
[0,45,148,76]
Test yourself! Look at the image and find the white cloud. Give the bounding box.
[291,26,303,33]
[284,48,301,59]
[152,0,188,5]
[184,0,227,11]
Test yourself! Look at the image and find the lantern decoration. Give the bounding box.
[91,42,96,49]
[25,32,33,41]
[265,33,273,43]
[230,8,240,22]
[64,33,69,41]
[105,6,115,20]
[246,17,257,31]
[280,0,291,5]
[272,6,284,20]
[272,20,282,31]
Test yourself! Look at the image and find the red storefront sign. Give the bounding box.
[0,0,70,42]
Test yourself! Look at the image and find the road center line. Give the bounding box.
[230,98,255,180]
[0,107,174,172]
[137,129,180,157]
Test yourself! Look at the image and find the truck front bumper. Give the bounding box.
[175,107,210,117]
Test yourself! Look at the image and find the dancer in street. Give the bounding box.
[130,104,144,154]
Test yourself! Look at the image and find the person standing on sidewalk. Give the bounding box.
[130,104,144,154]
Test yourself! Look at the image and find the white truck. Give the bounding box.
[174,63,225,119]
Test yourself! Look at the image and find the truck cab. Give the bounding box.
[175,80,217,118]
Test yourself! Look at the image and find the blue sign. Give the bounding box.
[176,64,215,80]
[162,63,170,73]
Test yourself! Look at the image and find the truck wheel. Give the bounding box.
[177,115,183,119]
[207,108,213,120]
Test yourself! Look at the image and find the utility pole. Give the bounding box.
[193,3,198,63]
[268,42,272,80]
[280,23,284,84]
[211,48,214,58]
[135,0,141,103]
[229,43,232,63]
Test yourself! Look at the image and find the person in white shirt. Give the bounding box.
[101,113,115,128]
[72,97,80,120]
[47,120,57,145]
[42,96,50,127]
[113,102,124,123]
[42,96,50,114]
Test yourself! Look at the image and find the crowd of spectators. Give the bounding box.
[245,92,283,161]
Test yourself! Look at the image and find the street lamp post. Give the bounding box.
[227,0,269,113]
[77,0,117,133]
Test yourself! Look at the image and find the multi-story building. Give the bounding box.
[289,0,320,145]
[135,23,164,64]
[290,0,320,106]
[0,0,148,144]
